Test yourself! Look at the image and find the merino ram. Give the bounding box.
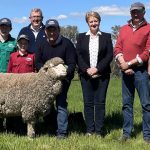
[0,57,67,138]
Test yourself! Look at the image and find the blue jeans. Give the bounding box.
[122,69,150,139]
[80,75,110,134]
[56,79,71,136]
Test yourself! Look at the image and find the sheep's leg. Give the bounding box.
[27,122,35,138]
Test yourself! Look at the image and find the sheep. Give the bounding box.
[0,57,67,138]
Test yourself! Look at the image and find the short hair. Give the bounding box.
[85,11,101,23]
[30,8,43,17]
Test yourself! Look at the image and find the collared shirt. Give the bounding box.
[30,25,43,39]
[86,30,101,67]
[128,19,144,31]
[18,23,46,53]
[7,51,35,73]
[0,35,17,72]
[114,19,150,63]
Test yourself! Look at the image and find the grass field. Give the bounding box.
[0,77,149,150]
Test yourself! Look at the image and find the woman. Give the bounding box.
[76,11,113,136]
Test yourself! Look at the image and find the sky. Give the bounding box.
[0,0,150,38]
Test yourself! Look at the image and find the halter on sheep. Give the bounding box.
[0,57,67,138]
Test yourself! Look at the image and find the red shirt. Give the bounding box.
[7,51,35,73]
[114,20,150,62]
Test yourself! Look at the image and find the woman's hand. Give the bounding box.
[87,67,98,76]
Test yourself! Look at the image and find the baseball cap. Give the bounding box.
[0,18,12,27]
[45,19,59,29]
[17,34,29,42]
[130,2,145,11]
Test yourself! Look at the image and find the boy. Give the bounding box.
[0,18,17,73]
[7,34,35,73]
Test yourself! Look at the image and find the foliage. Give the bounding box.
[0,78,148,150]
[60,25,79,45]
[110,58,121,77]
[111,25,121,77]
[111,25,121,45]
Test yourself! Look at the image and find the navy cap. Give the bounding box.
[0,18,12,27]
[130,2,145,11]
[17,34,29,42]
[45,19,59,29]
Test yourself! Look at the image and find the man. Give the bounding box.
[35,19,76,139]
[18,8,46,53]
[0,18,17,73]
[114,2,150,143]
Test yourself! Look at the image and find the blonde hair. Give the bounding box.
[85,11,101,23]
[30,8,43,18]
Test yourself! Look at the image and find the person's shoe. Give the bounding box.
[85,132,93,136]
[118,135,130,142]
[56,134,67,139]
[144,139,150,143]
[95,133,104,138]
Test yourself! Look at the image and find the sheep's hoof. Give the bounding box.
[28,133,36,139]
[27,123,35,138]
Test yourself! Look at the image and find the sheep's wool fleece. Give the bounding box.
[0,57,66,122]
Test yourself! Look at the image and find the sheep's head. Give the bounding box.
[40,57,67,79]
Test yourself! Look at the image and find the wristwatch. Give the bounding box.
[127,61,132,67]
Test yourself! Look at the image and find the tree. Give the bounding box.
[111,25,121,45]
[60,25,79,45]
[111,25,121,77]
[60,25,79,79]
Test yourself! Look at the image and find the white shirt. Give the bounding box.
[30,25,42,39]
[86,30,101,67]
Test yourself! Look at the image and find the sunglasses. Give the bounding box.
[131,9,145,14]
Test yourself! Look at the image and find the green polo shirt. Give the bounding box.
[0,35,17,73]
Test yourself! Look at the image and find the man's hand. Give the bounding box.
[124,69,134,75]
[116,55,128,70]
[119,62,129,71]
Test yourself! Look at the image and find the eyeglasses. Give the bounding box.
[131,9,144,14]
[30,16,42,19]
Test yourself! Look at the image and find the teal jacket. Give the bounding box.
[0,35,17,73]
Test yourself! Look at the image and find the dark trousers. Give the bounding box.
[80,75,110,134]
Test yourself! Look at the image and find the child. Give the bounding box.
[7,34,35,73]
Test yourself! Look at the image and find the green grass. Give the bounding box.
[0,77,149,150]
